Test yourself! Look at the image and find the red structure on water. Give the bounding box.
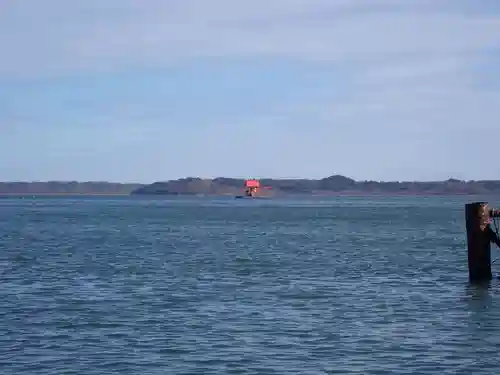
[244,179,261,197]
[241,179,272,197]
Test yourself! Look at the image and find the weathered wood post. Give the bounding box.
[465,202,500,283]
[465,202,492,283]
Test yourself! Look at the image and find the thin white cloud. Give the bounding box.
[1,0,499,77]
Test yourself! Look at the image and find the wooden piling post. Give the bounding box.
[465,202,492,283]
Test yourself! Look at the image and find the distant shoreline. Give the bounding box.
[131,176,500,196]
[0,182,142,196]
[1,176,500,196]
[0,191,496,198]
[0,192,131,196]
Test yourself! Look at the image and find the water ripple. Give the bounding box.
[1,196,500,374]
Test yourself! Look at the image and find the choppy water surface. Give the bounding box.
[2,195,500,374]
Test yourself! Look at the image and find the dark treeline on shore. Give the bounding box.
[132,175,500,196]
[1,175,500,196]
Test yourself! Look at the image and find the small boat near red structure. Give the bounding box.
[235,179,272,198]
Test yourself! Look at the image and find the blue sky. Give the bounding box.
[1,0,500,182]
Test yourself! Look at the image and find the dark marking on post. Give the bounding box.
[465,202,492,283]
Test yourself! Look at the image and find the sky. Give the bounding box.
[1,0,500,183]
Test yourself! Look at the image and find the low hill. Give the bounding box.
[131,176,500,196]
[0,181,144,195]
[3,176,499,196]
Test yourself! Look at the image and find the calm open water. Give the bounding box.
[2,195,500,374]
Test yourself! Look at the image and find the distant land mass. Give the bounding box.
[131,175,500,196]
[0,181,143,195]
[1,175,500,196]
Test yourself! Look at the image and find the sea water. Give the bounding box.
[1,195,500,374]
